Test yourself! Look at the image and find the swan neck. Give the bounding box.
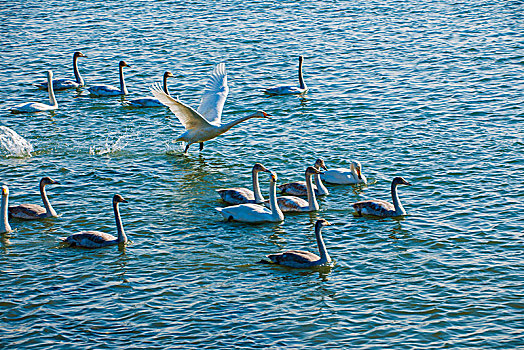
[73,55,84,86]
[305,173,319,211]
[298,59,306,90]
[391,182,405,215]
[0,195,11,233]
[162,74,170,95]
[119,65,128,95]
[314,173,328,195]
[252,169,264,203]
[269,181,283,220]
[218,114,256,135]
[315,224,330,263]
[40,183,57,217]
[47,74,57,108]
[114,202,127,244]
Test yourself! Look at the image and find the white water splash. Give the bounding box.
[164,140,185,154]
[89,134,132,156]
[0,126,33,157]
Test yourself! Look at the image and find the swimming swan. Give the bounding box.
[8,177,60,220]
[60,194,128,248]
[35,51,87,90]
[322,160,367,185]
[270,166,322,213]
[151,63,270,153]
[215,171,284,223]
[265,219,332,268]
[10,70,58,113]
[264,56,308,95]
[352,177,411,217]
[1,186,12,234]
[278,158,329,196]
[125,71,174,107]
[88,61,130,96]
[216,163,271,205]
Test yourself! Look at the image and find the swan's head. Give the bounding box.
[253,163,270,173]
[305,166,323,177]
[1,185,8,198]
[46,70,53,79]
[269,171,278,183]
[113,194,128,204]
[74,51,87,58]
[250,111,271,119]
[119,61,130,68]
[164,71,174,79]
[314,158,328,171]
[350,160,363,180]
[40,177,60,187]
[392,177,411,186]
[315,218,332,228]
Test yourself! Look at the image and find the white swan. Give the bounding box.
[269,166,322,213]
[265,219,332,268]
[125,71,174,107]
[263,56,308,95]
[1,186,12,234]
[87,61,130,96]
[10,70,58,114]
[352,177,411,217]
[8,177,60,220]
[321,160,367,185]
[216,171,284,223]
[60,194,128,248]
[216,163,270,205]
[35,51,87,90]
[278,158,329,196]
[151,63,270,153]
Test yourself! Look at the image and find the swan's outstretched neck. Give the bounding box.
[73,54,84,86]
[305,171,319,211]
[315,222,330,263]
[1,190,11,233]
[391,181,405,215]
[114,201,127,244]
[268,177,283,221]
[119,65,128,95]
[252,168,264,203]
[298,56,306,90]
[47,72,57,108]
[40,181,57,217]
[218,114,258,135]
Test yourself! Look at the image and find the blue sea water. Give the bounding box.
[0,0,523,348]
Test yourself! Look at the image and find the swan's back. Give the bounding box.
[353,199,395,217]
[216,203,273,223]
[61,231,117,248]
[216,187,255,205]
[8,204,46,219]
[267,250,320,268]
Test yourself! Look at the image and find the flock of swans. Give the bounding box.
[3,52,412,269]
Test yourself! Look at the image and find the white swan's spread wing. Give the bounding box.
[151,83,212,130]
[197,63,229,126]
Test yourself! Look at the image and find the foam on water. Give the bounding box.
[0,126,33,157]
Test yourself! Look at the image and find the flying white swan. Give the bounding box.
[87,61,130,97]
[215,171,284,223]
[151,63,270,153]
[1,186,12,234]
[60,194,128,248]
[322,160,367,185]
[265,219,332,268]
[216,163,271,205]
[278,158,329,196]
[352,177,411,217]
[35,51,87,90]
[263,56,308,95]
[269,166,322,213]
[125,71,174,107]
[8,177,60,220]
[10,70,58,114]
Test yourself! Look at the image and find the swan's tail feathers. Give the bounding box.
[257,258,273,264]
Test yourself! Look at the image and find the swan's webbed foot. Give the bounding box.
[199,142,204,151]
